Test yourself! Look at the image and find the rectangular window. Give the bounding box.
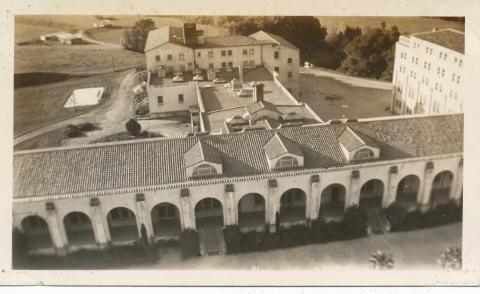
[155,55,161,61]
[274,51,279,59]
[287,57,292,64]
[457,76,460,83]
[221,62,227,68]
[179,53,184,61]
[197,52,201,57]
[242,60,249,67]
[157,96,163,104]
[167,54,173,61]
[221,50,226,57]
[287,71,292,78]
[228,62,233,67]
[459,59,463,67]
[274,66,279,72]
[209,63,214,69]
[227,50,232,56]
[248,48,254,55]
[208,51,213,58]
[249,60,255,66]
[178,94,184,103]
[242,49,248,55]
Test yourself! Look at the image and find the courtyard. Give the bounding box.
[133,223,461,270]
[299,68,393,121]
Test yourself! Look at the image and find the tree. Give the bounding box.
[125,118,141,136]
[369,250,394,270]
[121,18,155,52]
[438,247,462,270]
[344,205,368,237]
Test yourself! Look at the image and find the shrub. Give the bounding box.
[12,228,28,269]
[125,118,141,136]
[78,122,96,132]
[369,250,394,270]
[179,229,199,259]
[344,205,368,238]
[64,124,84,138]
[438,247,462,270]
[384,203,408,231]
[223,225,242,253]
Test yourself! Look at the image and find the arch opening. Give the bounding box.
[279,188,307,224]
[431,171,454,206]
[63,211,96,246]
[359,179,384,209]
[320,184,346,220]
[107,207,138,243]
[195,198,224,229]
[21,215,52,250]
[151,203,181,238]
[395,175,420,210]
[238,193,266,230]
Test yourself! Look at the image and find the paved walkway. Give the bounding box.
[133,223,461,270]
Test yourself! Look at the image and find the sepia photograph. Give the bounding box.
[2,0,478,286]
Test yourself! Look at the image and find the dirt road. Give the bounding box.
[14,70,137,148]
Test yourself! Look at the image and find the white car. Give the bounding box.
[237,89,250,97]
[193,74,204,81]
[213,78,226,84]
[172,75,184,82]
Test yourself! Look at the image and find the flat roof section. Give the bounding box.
[201,67,296,112]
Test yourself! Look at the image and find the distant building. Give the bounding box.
[13,114,463,256]
[40,32,82,45]
[391,28,464,115]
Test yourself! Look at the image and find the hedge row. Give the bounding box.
[223,206,368,254]
[384,200,462,232]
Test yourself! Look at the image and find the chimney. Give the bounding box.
[253,83,264,102]
[183,23,197,46]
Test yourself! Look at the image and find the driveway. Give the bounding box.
[133,223,461,271]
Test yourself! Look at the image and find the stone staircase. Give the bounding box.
[199,226,226,256]
[365,208,391,235]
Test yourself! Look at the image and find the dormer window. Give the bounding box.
[192,164,217,177]
[184,140,223,179]
[264,133,304,170]
[337,126,380,162]
[275,156,299,169]
[353,148,375,161]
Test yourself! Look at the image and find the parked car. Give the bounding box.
[193,74,204,81]
[213,78,226,84]
[237,89,250,97]
[249,81,259,87]
[172,75,184,82]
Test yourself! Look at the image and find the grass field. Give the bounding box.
[14,71,126,136]
[299,69,393,121]
[15,43,145,74]
[318,16,464,36]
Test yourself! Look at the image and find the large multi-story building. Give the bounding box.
[13,113,463,256]
[391,28,464,115]
[144,23,300,94]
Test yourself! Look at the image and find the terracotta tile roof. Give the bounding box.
[144,26,185,51]
[13,114,463,198]
[264,133,304,160]
[250,31,299,50]
[338,127,365,151]
[184,140,223,167]
[412,29,464,54]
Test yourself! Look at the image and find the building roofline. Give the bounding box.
[14,112,463,156]
[13,152,463,203]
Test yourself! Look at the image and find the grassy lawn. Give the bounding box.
[317,16,464,35]
[14,71,126,136]
[134,223,461,270]
[299,70,393,121]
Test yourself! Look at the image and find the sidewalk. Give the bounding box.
[134,223,461,270]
